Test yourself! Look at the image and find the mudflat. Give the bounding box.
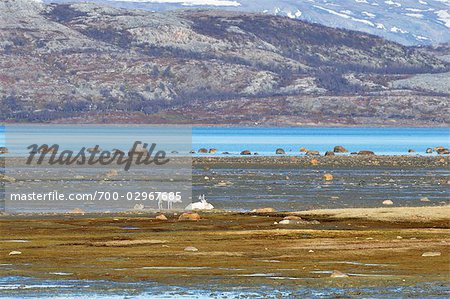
[1,206,449,293]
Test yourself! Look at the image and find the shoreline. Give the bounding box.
[1,205,449,223]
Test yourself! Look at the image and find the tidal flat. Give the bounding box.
[0,208,449,297]
[0,155,449,297]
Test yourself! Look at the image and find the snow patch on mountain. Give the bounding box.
[436,9,450,27]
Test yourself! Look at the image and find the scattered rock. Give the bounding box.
[209,148,217,154]
[420,197,430,202]
[0,174,16,183]
[421,252,441,257]
[333,146,348,153]
[128,143,149,157]
[299,147,309,153]
[240,150,251,155]
[87,147,102,154]
[436,148,450,155]
[325,151,335,156]
[322,173,334,181]
[251,207,276,213]
[310,158,319,166]
[426,148,433,154]
[104,169,118,178]
[275,148,286,155]
[155,214,168,221]
[330,270,348,278]
[133,204,144,211]
[358,150,375,156]
[283,215,302,220]
[306,151,320,156]
[382,200,394,205]
[198,148,208,154]
[178,212,201,221]
[69,208,85,214]
[184,246,198,252]
[9,251,22,256]
[278,219,292,225]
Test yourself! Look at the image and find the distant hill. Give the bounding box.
[1,0,449,126]
[46,0,450,46]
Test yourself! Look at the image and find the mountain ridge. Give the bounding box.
[0,0,449,126]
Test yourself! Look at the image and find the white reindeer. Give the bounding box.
[158,194,182,210]
[185,195,214,210]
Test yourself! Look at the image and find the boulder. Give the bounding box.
[382,200,394,205]
[221,151,230,155]
[198,148,208,154]
[408,149,416,153]
[306,151,320,156]
[322,173,334,181]
[155,214,168,221]
[251,207,276,213]
[208,148,217,154]
[240,150,251,155]
[0,147,8,154]
[104,169,118,178]
[87,147,102,154]
[133,204,144,211]
[436,148,450,155]
[178,212,201,221]
[310,158,319,166]
[421,251,441,257]
[330,270,348,278]
[426,148,433,154]
[128,144,148,157]
[184,246,199,252]
[324,151,335,156]
[275,148,286,155]
[333,146,348,153]
[283,215,302,220]
[357,150,375,156]
[189,150,196,154]
[434,146,445,152]
[69,208,85,214]
[299,147,309,153]
[0,174,16,183]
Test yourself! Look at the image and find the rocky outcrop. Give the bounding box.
[240,150,252,155]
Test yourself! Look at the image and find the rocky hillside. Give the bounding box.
[1,0,449,125]
[48,0,450,46]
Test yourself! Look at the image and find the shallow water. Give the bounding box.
[0,276,449,299]
[194,167,450,211]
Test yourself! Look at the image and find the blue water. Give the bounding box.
[0,126,449,156]
[192,127,449,156]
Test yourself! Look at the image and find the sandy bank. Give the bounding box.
[294,205,450,222]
